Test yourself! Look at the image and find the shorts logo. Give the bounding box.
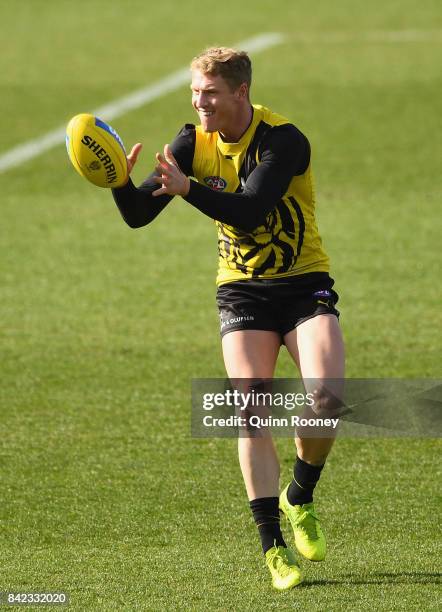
[313,290,332,298]
[220,314,255,330]
[204,176,227,191]
[313,289,335,309]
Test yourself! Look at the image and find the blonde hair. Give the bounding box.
[191,47,252,91]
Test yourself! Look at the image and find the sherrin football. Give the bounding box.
[66,114,128,188]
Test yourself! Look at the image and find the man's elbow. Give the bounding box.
[235,212,268,233]
[237,219,260,233]
[127,220,145,229]
[234,194,271,232]
[122,214,148,229]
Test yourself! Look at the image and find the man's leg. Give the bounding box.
[222,330,302,589]
[280,314,345,561]
[222,330,281,500]
[285,313,345,464]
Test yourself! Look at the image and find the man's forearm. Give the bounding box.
[183,179,273,232]
[112,176,172,228]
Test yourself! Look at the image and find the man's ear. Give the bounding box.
[237,82,249,100]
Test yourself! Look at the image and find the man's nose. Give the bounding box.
[196,92,207,107]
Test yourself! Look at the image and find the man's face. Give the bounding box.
[191,69,245,136]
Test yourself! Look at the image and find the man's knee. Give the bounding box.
[310,383,344,418]
[234,379,273,437]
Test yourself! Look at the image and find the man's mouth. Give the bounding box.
[199,110,215,117]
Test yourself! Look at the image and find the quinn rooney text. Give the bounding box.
[202,415,340,429]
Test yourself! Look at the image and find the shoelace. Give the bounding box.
[293,507,319,540]
[266,547,293,577]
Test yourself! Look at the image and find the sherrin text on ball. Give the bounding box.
[66,114,128,188]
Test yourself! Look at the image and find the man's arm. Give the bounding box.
[111,124,195,228]
[184,124,310,232]
[153,124,310,233]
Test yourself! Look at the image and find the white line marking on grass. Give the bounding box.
[0,32,285,174]
[365,29,442,42]
[293,29,442,44]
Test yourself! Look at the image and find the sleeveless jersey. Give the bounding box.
[191,105,329,285]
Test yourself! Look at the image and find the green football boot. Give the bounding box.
[265,545,303,591]
[279,484,326,561]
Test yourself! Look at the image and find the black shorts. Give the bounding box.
[217,272,340,339]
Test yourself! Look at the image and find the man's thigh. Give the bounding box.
[284,314,345,427]
[283,314,345,380]
[221,330,281,378]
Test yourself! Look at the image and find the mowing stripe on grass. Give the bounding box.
[0,32,285,174]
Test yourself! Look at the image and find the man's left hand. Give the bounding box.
[152,145,190,197]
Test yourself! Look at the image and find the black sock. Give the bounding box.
[250,497,286,554]
[287,457,324,505]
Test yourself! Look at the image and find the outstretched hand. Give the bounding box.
[153,144,190,197]
[126,143,143,175]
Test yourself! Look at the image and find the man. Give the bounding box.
[112,47,345,591]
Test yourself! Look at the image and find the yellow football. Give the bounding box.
[66,114,128,188]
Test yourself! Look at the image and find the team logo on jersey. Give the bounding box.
[204,176,227,191]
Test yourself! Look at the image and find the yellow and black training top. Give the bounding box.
[112,104,329,286]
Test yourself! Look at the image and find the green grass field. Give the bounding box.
[1,0,441,609]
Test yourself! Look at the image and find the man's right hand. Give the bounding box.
[126,143,143,177]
